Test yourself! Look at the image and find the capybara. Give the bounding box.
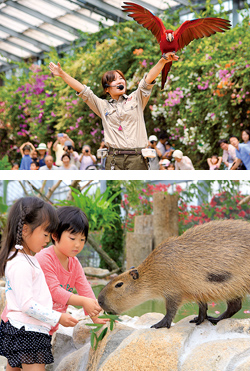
[98,220,250,328]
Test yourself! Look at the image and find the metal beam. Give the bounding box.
[0,24,51,52]
[0,39,40,56]
[42,0,104,27]
[0,49,22,62]
[74,0,127,22]
[5,0,80,36]
[1,10,71,44]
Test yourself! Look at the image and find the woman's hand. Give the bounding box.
[49,62,64,77]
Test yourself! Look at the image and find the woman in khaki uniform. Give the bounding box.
[49,52,178,170]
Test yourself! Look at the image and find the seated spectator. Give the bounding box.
[11,163,19,170]
[30,160,40,170]
[207,155,222,170]
[59,153,78,170]
[156,131,168,157]
[39,155,58,170]
[79,145,97,170]
[167,163,175,170]
[147,135,162,170]
[19,142,34,170]
[53,133,74,167]
[162,141,175,160]
[63,141,80,168]
[230,136,250,170]
[218,139,236,169]
[242,129,250,145]
[172,150,195,170]
[159,159,170,170]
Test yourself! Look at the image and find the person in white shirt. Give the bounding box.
[172,149,195,170]
[0,197,78,370]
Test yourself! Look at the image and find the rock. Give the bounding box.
[55,343,91,371]
[84,267,110,277]
[73,320,91,349]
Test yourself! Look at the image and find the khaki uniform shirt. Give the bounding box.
[76,74,155,149]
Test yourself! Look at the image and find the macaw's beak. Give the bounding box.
[166,33,174,42]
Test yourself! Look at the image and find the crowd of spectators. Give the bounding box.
[10,129,250,170]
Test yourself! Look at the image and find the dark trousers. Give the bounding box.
[105,154,148,170]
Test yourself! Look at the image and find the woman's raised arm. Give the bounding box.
[49,62,85,93]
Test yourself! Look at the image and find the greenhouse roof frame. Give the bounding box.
[0,0,242,73]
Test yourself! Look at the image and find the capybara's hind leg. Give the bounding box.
[151,296,181,329]
[207,297,242,324]
[190,302,208,325]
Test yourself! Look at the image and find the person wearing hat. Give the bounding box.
[147,135,163,170]
[37,142,52,167]
[172,150,195,170]
[49,52,179,170]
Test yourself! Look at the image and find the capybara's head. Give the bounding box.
[98,268,150,314]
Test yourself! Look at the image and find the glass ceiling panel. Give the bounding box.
[40,24,77,41]
[0,30,10,38]
[0,15,28,33]
[51,0,80,11]
[2,6,43,27]
[9,37,42,53]
[20,0,67,18]
[0,42,31,58]
[78,8,114,27]
[58,14,99,32]
[24,29,63,47]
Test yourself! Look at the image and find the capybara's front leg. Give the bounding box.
[151,296,181,329]
[207,297,242,324]
[190,302,208,325]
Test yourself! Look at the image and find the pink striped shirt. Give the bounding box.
[36,245,96,334]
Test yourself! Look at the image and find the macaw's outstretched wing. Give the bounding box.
[161,62,172,90]
[174,17,231,51]
[122,2,166,44]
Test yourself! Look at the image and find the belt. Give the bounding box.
[108,148,142,155]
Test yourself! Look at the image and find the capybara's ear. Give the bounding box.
[129,269,139,280]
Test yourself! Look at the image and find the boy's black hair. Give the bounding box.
[217,139,228,146]
[52,206,89,243]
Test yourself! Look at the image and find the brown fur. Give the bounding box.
[98,220,250,328]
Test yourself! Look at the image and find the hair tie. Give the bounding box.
[15,245,24,250]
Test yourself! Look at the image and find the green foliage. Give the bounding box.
[0,1,250,167]
[86,313,121,350]
[100,181,124,269]
[56,185,121,231]
[0,155,11,170]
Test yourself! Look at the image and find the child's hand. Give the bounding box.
[59,313,78,327]
[82,298,102,317]
[91,316,110,325]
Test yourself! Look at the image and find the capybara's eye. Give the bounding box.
[115,282,123,288]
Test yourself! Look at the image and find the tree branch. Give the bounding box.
[87,234,119,271]
[46,180,62,199]
[18,181,29,196]
[84,268,121,278]
[238,195,250,206]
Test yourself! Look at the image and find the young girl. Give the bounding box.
[0,197,78,371]
[36,206,108,336]
[207,154,222,170]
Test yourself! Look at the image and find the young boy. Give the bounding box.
[36,206,107,334]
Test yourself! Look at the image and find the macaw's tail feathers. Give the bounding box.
[161,62,172,90]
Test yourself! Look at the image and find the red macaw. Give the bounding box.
[122,2,231,89]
